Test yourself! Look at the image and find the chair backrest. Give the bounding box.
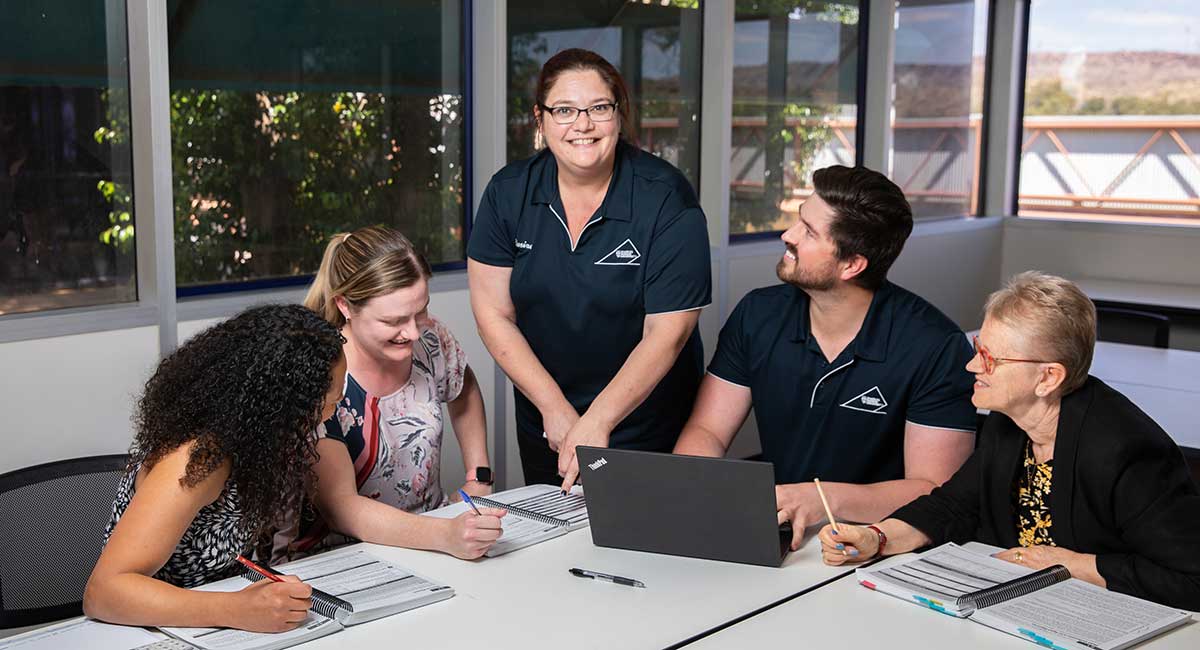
[0,455,128,629]
[1096,306,1170,349]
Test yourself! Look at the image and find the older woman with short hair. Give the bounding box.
[819,271,1200,610]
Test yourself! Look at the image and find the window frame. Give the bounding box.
[886,0,994,223]
[170,0,474,299]
[728,0,869,243]
[1007,0,1031,220]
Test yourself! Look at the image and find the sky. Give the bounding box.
[1028,0,1200,54]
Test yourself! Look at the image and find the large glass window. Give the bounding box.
[730,1,861,236]
[507,0,703,187]
[167,0,466,291]
[1019,0,1200,224]
[0,1,135,316]
[891,0,989,219]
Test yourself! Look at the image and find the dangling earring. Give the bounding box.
[534,128,544,151]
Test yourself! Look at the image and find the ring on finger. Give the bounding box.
[1015,549,1023,562]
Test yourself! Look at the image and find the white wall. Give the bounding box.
[890,217,1004,330]
[1001,217,1200,350]
[1001,218,1200,286]
[0,326,159,474]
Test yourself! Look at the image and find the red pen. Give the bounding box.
[236,555,355,620]
[236,554,283,582]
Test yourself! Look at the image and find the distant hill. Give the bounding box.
[1025,50,1200,106]
[638,50,1200,120]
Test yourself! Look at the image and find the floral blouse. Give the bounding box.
[282,316,467,557]
[1014,439,1055,548]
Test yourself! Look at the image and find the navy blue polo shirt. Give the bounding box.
[467,141,711,450]
[708,281,976,485]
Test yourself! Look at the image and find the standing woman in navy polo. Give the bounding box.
[468,49,711,490]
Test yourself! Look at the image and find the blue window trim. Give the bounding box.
[175,0,474,300]
[176,259,469,299]
[462,0,475,249]
[177,275,314,298]
[730,230,784,244]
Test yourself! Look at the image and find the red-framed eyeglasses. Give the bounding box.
[972,335,1052,375]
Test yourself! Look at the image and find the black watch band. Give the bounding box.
[472,467,493,485]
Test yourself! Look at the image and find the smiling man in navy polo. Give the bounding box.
[674,165,977,550]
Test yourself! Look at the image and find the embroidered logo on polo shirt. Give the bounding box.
[594,238,641,266]
[515,239,533,251]
[840,386,888,415]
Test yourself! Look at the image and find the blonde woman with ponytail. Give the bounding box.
[291,226,506,560]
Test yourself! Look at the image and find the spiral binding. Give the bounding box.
[474,495,572,528]
[238,567,354,622]
[956,564,1071,611]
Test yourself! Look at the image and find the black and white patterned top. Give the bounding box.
[103,463,253,588]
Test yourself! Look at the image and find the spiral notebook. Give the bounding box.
[856,543,1191,650]
[161,547,453,650]
[427,484,589,556]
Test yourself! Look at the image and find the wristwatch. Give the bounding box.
[471,467,494,486]
[866,524,888,556]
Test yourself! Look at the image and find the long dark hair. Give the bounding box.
[130,304,344,539]
[535,48,638,146]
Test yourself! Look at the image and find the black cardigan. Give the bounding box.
[892,376,1200,611]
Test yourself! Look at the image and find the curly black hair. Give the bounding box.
[131,304,344,541]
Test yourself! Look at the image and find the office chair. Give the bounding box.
[1095,306,1170,349]
[0,454,128,628]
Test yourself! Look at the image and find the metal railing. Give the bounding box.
[640,114,1200,223]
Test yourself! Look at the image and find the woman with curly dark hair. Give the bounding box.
[83,304,347,633]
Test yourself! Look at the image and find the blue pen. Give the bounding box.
[458,488,483,515]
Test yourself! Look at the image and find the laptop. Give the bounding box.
[576,446,792,567]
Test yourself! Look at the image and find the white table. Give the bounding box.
[968,332,1200,449]
[0,528,850,650]
[295,525,850,650]
[1075,278,1200,313]
[684,552,1200,650]
[1076,340,1200,448]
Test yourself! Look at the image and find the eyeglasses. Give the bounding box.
[972,336,1052,375]
[539,102,619,125]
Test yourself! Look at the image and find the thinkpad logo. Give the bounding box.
[587,457,608,471]
[594,239,641,265]
[840,386,888,415]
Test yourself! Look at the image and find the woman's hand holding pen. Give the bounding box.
[229,574,313,633]
[442,507,507,560]
[818,525,879,566]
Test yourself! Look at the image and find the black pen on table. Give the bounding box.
[570,567,646,588]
